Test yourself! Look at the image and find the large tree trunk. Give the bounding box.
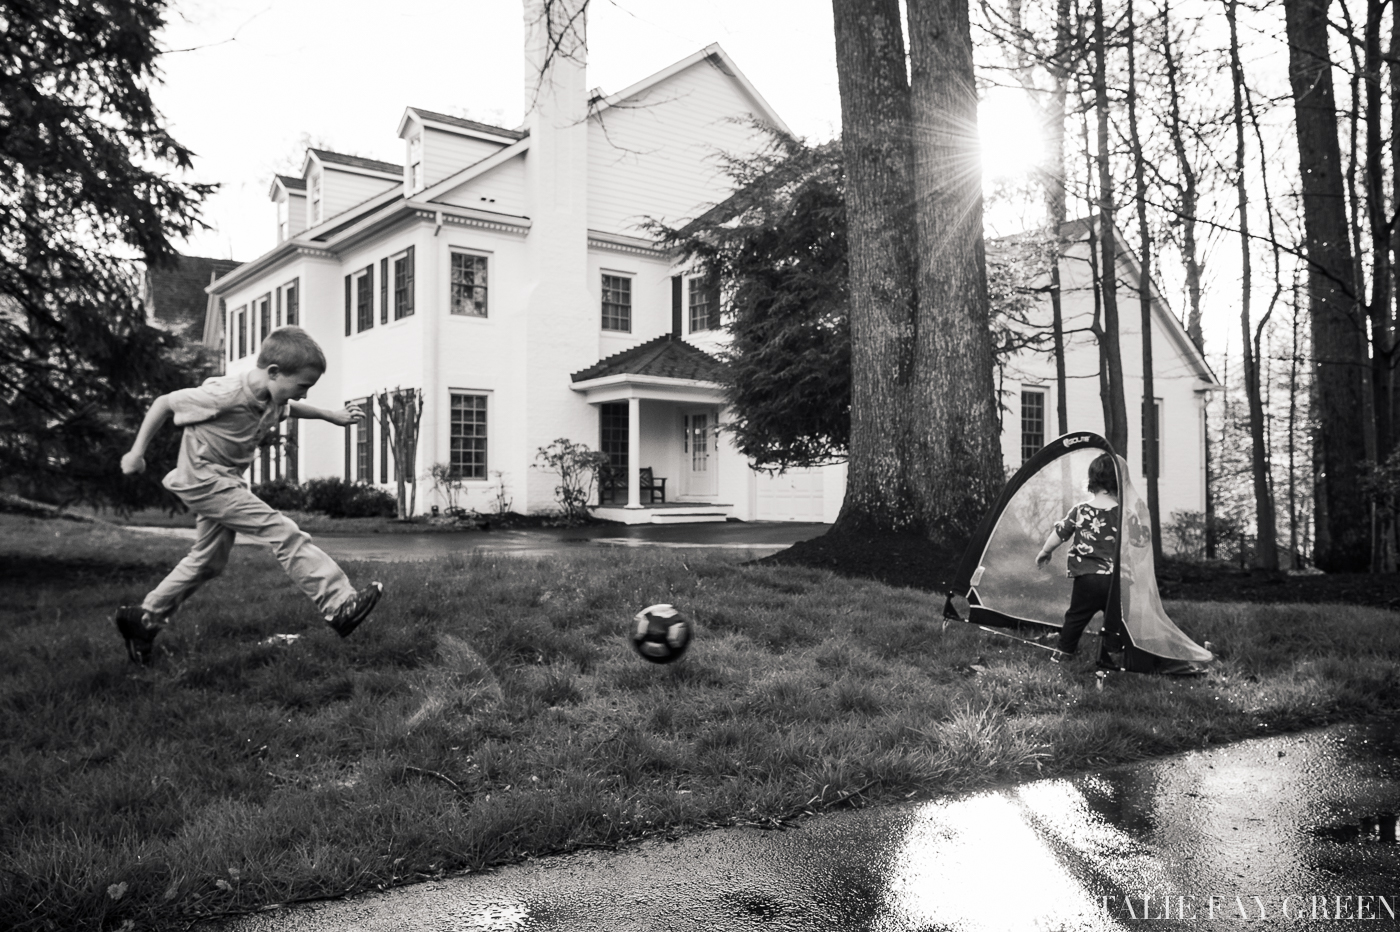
[829,0,922,535]
[1284,0,1371,571]
[1228,0,1278,570]
[905,0,1005,536]
[1092,0,1129,455]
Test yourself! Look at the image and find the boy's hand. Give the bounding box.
[325,404,365,428]
[1035,549,1051,568]
[121,451,146,475]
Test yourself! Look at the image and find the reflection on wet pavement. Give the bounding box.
[217,719,1400,932]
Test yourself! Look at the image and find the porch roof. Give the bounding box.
[571,333,723,383]
[570,334,726,404]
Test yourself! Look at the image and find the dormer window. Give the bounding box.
[310,171,322,224]
[408,134,423,192]
[277,194,290,242]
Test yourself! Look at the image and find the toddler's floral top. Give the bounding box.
[1053,502,1119,576]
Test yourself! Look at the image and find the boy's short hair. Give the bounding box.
[257,326,326,374]
[1087,453,1119,496]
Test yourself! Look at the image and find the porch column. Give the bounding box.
[627,396,642,508]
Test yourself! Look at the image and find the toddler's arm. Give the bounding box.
[290,400,365,427]
[121,395,173,474]
[1035,528,1062,567]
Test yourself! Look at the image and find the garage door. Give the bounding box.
[755,467,826,522]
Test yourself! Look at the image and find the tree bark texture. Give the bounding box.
[830,0,922,535]
[1284,0,1371,571]
[904,0,1005,536]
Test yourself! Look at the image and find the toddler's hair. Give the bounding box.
[257,326,326,374]
[1086,453,1118,496]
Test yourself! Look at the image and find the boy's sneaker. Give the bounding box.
[326,583,383,638]
[114,606,163,665]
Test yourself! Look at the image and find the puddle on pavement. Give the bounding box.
[216,717,1400,932]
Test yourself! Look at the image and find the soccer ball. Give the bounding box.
[630,604,692,664]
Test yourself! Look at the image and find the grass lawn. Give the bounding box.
[3,513,1399,932]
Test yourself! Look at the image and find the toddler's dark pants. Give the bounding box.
[1059,573,1113,655]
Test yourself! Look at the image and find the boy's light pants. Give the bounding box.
[141,482,356,619]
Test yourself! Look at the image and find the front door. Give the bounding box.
[681,409,717,499]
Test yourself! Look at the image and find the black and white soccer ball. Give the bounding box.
[630,604,692,664]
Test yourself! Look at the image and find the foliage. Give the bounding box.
[428,462,468,517]
[0,0,215,511]
[249,477,306,513]
[6,513,1400,929]
[534,438,609,523]
[299,478,396,519]
[1165,510,1247,563]
[376,388,422,519]
[654,132,1050,471]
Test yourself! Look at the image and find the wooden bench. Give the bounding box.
[599,466,667,504]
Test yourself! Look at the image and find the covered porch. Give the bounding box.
[571,335,733,525]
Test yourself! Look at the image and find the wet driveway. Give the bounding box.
[125,522,828,562]
[218,717,1400,931]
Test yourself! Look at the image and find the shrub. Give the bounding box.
[300,478,396,518]
[250,477,306,512]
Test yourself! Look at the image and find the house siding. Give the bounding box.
[421,126,508,189]
[320,167,399,223]
[587,58,773,235]
[434,156,528,215]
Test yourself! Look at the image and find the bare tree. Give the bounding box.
[377,388,423,520]
[1283,0,1371,571]
[1090,0,1129,454]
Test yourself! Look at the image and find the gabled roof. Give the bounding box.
[276,174,306,191]
[594,44,792,137]
[307,148,401,177]
[572,334,724,383]
[399,107,527,142]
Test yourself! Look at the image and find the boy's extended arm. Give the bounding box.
[289,400,364,427]
[121,395,174,474]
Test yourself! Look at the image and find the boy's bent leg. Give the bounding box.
[141,515,238,618]
[1058,574,1111,655]
[184,484,357,616]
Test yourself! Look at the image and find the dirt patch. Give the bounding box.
[762,532,1400,613]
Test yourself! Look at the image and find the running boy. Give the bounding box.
[115,326,383,663]
[1035,452,1119,658]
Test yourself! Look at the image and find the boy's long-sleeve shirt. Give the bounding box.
[164,372,287,493]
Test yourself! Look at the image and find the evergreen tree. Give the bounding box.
[0,0,213,509]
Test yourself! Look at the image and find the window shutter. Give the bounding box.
[363,396,374,483]
[344,405,352,479]
[380,258,389,324]
[344,274,351,336]
[275,287,282,327]
[671,275,682,336]
[405,245,415,315]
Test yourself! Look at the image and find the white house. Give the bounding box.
[205,1,1216,535]
[997,219,1220,532]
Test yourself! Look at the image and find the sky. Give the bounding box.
[153,0,1252,354]
[154,0,1047,258]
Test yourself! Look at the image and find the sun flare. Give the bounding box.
[979,90,1046,182]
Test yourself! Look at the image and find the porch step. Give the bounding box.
[648,511,729,525]
[592,504,733,525]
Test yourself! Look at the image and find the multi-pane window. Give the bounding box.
[684,413,710,471]
[601,274,632,332]
[283,279,299,326]
[393,247,415,319]
[356,266,374,332]
[277,195,290,242]
[450,253,488,316]
[310,172,322,224]
[346,397,372,483]
[450,393,488,479]
[237,306,247,358]
[1020,390,1046,463]
[408,135,423,192]
[285,418,298,483]
[1142,398,1162,477]
[688,277,719,332]
[258,294,271,343]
